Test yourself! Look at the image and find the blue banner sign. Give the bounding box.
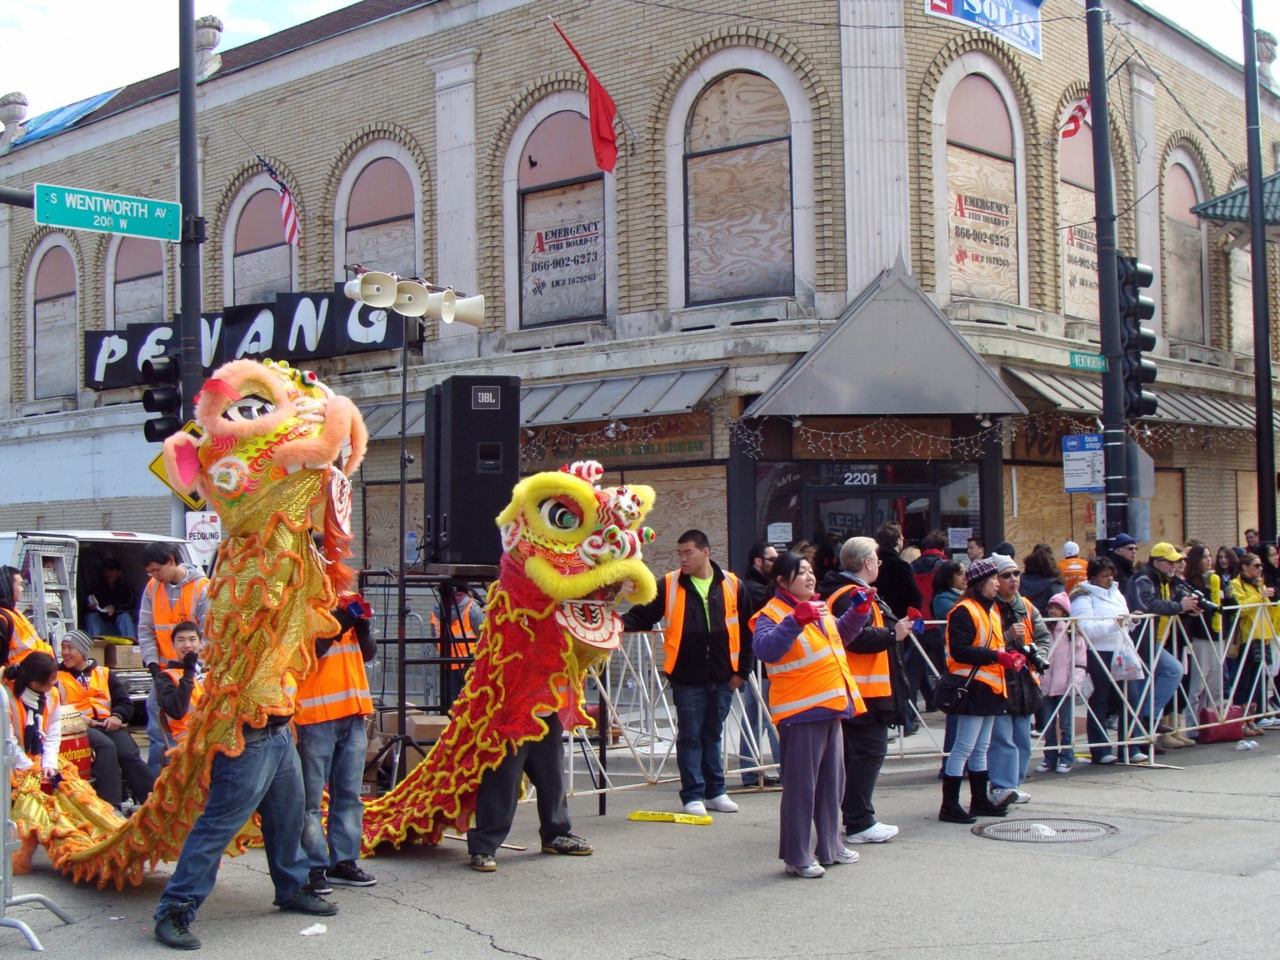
[926,0,1043,59]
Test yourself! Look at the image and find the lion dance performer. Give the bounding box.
[358,460,657,867]
[27,360,364,922]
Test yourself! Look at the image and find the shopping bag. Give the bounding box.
[1109,635,1145,682]
[1196,704,1246,743]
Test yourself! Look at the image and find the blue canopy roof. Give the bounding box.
[10,89,120,149]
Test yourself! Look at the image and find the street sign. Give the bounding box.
[34,183,181,242]
[148,421,205,510]
[1069,350,1107,373]
[1062,433,1105,493]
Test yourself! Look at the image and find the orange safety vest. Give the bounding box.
[1058,558,1088,595]
[295,628,373,726]
[160,666,206,743]
[145,576,208,663]
[431,596,481,661]
[8,686,60,761]
[57,665,112,721]
[945,597,1006,695]
[662,571,741,675]
[1,609,54,665]
[827,584,894,699]
[750,597,865,723]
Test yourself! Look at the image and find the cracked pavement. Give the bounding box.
[3,741,1279,959]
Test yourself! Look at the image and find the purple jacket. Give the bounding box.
[752,591,871,724]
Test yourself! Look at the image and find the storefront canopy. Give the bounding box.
[1005,366,1272,430]
[1190,170,1280,248]
[743,258,1025,419]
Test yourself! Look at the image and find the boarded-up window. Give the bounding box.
[233,189,291,304]
[1059,113,1099,321]
[1163,163,1205,344]
[685,72,793,305]
[1230,240,1253,356]
[32,245,78,400]
[947,74,1018,303]
[519,112,605,327]
[113,237,164,327]
[346,157,415,279]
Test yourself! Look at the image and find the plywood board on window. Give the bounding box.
[521,180,605,326]
[1150,470,1185,547]
[1060,181,1099,321]
[948,144,1018,303]
[619,464,727,575]
[346,220,416,280]
[686,139,793,303]
[233,246,291,305]
[114,275,164,327]
[1229,248,1253,356]
[34,295,77,400]
[363,482,424,573]
[1237,471,1258,545]
[1163,217,1205,343]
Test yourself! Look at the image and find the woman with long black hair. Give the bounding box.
[0,567,54,666]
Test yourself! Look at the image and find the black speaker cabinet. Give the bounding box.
[422,375,521,565]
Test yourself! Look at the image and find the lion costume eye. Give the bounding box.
[222,395,276,422]
[539,498,582,532]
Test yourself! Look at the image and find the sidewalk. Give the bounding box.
[5,737,1280,959]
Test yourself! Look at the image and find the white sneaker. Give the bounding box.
[1010,789,1031,804]
[823,848,860,865]
[1257,717,1280,728]
[844,822,898,844]
[1128,750,1150,763]
[1034,762,1053,774]
[785,861,825,878]
[1055,762,1072,774]
[704,795,739,813]
[683,800,707,816]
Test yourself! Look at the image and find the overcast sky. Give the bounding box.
[0,0,1276,121]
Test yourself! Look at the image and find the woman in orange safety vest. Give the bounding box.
[750,551,868,879]
[938,557,1020,824]
[0,566,54,666]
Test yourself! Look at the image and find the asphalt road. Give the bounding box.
[4,739,1278,959]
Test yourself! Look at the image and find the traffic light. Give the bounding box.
[1117,256,1157,419]
[141,355,182,442]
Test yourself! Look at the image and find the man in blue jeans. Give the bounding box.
[153,716,337,950]
[1123,543,1197,761]
[622,531,753,816]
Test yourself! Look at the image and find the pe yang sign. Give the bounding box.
[83,291,404,389]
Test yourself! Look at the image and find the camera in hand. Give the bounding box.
[1188,589,1218,616]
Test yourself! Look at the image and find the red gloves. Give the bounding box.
[996,650,1027,671]
[793,601,823,626]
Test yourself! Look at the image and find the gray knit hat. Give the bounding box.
[991,554,1019,574]
[63,629,94,658]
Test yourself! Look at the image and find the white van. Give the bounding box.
[0,531,198,702]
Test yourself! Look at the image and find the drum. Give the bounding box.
[59,713,92,777]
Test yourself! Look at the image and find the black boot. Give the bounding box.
[939,775,977,823]
[967,769,1008,817]
[154,906,201,950]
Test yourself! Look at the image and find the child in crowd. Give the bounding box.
[150,621,206,752]
[1035,592,1087,774]
[5,652,64,873]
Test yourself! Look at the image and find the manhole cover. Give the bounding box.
[972,818,1117,843]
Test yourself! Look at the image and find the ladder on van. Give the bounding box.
[17,539,77,648]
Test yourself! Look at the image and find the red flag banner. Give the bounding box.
[1060,96,1089,139]
[551,20,619,173]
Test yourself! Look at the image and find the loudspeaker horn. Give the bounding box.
[446,294,485,328]
[357,271,398,308]
[423,289,456,323]
[394,279,430,317]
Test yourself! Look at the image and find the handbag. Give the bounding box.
[932,667,979,715]
[1197,704,1245,743]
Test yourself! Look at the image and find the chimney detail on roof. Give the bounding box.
[0,92,28,154]
[195,15,225,81]
[1259,30,1277,90]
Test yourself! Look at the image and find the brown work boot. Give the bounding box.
[11,833,38,875]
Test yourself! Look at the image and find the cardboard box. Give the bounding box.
[406,714,450,743]
[376,709,425,736]
[91,642,111,668]
[113,645,145,670]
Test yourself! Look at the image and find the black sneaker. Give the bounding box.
[280,891,338,916]
[541,834,593,856]
[154,908,201,950]
[327,860,376,887]
[307,866,333,895]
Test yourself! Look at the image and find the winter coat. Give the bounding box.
[1042,620,1087,698]
[1019,574,1064,616]
[817,569,909,727]
[1069,582,1131,653]
[944,594,1009,717]
[997,593,1050,716]
[874,548,922,619]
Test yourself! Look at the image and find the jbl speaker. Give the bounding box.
[422,375,521,565]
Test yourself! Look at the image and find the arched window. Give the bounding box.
[112,237,164,327]
[32,244,78,400]
[519,111,605,327]
[945,74,1018,304]
[1058,109,1099,322]
[1162,162,1206,344]
[232,188,291,304]
[684,72,793,305]
[1226,181,1253,356]
[345,157,416,279]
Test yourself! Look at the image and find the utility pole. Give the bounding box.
[1243,0,1276,543]
[178,0,205,425]
[1086,0,1127,548]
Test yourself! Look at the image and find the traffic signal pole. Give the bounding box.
[1086,0,1127,547]
[1243,0,1276,543]
[178,0,205,426]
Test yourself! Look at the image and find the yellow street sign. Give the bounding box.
[148,421,206,511]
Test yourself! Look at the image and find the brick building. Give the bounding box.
[1,0,1278,572]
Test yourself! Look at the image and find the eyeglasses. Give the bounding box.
[998,571,1020,580]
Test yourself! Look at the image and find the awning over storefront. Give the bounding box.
[357,367,726,439]
[742,258,1026,419]
[521,367,725,426]
[1005,366,1269,430]
[1190,169,1280,246]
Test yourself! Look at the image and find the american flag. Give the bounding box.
[257,155,299,246]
